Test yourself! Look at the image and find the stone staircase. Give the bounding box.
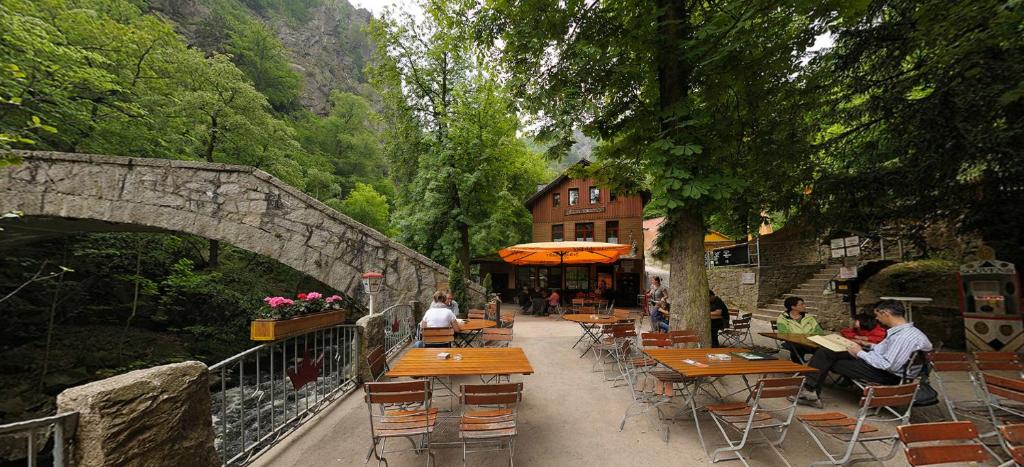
[754,263,843,322]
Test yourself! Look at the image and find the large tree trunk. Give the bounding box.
[656,0,709,342]
[667,208,711,344]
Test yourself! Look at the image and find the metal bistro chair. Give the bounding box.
[928,352,991,424]
[982,372,1024,455]
[896,420,990,466]
[364,380,437,467]
[459,383,523,467]
[799,382,918,466]
[719,313,753,348]
[706,376,805,466]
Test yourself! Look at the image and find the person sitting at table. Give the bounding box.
[656,298,670,332]
[776,296,823,363]
[517,286,531,312]
[547,288,560,314]
[798,300,933,404]
[648,276,668,331]
[839,311,887,346]
[709,289,730,348]
[421,290,461,347]
[446,290,461,317]
[529,286,545,315]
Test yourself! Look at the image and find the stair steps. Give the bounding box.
[754,264,841,322]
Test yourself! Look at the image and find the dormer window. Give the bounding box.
[553,192,561,207]
[568,188,579,206]
[589,187,600,204]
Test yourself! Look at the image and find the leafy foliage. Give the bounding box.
[330,183,392,234]
[224,17,303,109]
[448,255,468,312]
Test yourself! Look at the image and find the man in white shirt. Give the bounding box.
[422,290,461,330]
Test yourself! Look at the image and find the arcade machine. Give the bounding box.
[958,251,1022,352]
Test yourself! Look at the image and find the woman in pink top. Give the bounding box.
[547,289,560,314]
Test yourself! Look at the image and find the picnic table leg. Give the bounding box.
[687,379,709,454]
[571,324,592,349]
[578,325,602,358]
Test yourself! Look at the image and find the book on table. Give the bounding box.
[731,351,779,361]
[808,334,859,352]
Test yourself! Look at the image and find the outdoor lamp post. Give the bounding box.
[361,271,384,315]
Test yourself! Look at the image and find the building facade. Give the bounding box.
[476,161,648,306]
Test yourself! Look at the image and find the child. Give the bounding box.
[840,312,887,345]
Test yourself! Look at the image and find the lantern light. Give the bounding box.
[361,271,384,315]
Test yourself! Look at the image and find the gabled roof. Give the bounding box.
[523,159,650,209]
[524,160,591,209]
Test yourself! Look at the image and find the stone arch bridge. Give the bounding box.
[0,151,483,308]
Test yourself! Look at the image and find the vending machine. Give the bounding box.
[958,255,1022,351]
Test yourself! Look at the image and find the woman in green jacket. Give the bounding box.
[776,296,823,363]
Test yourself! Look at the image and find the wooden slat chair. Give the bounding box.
[458,383,523,467]
[367,345,390,382]
[364,380,437,467]
[479,328,513,348]
[619,337,672,439]
[592,324,634,373]
[982,373,1024,456]
[975,351,1024,377]
[928,352,992,424]
[896,421,990,466]
[719,313,753,348]
[997,424,1024,467]
[570,298,586,313]
[499,309,516,328]
[707,376,805,466]
[799,382,917,466]
[468,309,486,320]
[667,330,701,349]
[421,326,455,348]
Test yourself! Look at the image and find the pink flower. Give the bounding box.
[325,295,342,303]
[306,292,322,300]
[264,296,295,308]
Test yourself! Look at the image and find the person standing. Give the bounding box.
[648,276,668,331]
[709,290,731,347]
[776,296,823,363]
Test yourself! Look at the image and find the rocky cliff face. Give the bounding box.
[149,0,374,114]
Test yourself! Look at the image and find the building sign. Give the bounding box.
[565,207,605,216]
[830,236,861,258]
[710,243,750,266]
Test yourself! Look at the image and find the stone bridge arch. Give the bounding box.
[0,151,483,308]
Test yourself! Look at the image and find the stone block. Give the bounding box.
[56,362,219,467]
[356,313,387,382]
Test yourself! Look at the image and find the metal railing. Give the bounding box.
[209,324,360,465]
[380,304,415,356]
[0,412,79,467]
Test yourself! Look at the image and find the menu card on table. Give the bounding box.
[808,334,859,352]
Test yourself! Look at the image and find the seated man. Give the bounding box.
[800,300,932,403]
[420,290,461,347]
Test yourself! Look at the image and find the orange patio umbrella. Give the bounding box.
[498,241,632,266]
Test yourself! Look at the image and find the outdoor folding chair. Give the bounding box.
[982,373,1024,454]
[799,382,918,466]
[851,350,930,416]
[367,345,390,382]
[421,327,455,348]
[619,338,671,439]
[928,352,991,423]
[896,420,990,466]
[459,383,523,467]
[997,424,1024,467]
[706,376,804,466]
[499,309,516,328]
[478,328,514,383]
[975,351,1024,377]
[668,330,701,349]
[364,380,437,467]
[718,313,753,348]
[468,309,485,320]
[592,324,634,373]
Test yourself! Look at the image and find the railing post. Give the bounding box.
[355,313,387,382]
[880,237,886,260]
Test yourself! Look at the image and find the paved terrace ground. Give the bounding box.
[253,314,954,467]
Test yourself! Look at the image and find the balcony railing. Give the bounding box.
[380,304,416,356]
[209,324,360,465]
[0,411,79,467]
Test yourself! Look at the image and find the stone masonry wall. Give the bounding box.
[0,151,484,308]
[756,264,822,306]
[707,266,759,313]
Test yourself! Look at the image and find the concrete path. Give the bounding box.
[252,315,934,467]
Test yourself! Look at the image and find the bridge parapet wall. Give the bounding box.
[1,151,484,307]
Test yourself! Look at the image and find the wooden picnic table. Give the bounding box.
[643,347,816,452]
[455,319,497,347]
[386,347,534,378]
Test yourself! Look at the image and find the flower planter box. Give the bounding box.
[250,310,346,342]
